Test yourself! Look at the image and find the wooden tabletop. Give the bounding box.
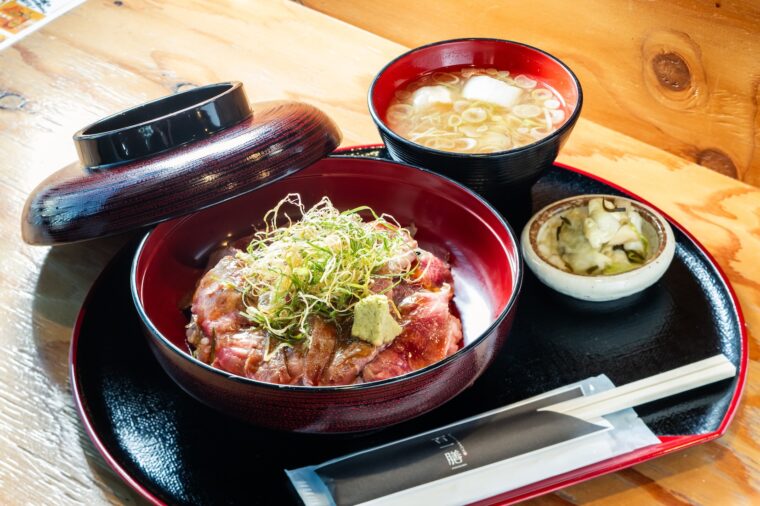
[0,0,758,504]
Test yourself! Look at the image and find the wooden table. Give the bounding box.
[0,1,757,504]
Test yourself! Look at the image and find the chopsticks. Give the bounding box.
[540,355,736,420]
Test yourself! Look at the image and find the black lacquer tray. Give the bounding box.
[70,149,746,505]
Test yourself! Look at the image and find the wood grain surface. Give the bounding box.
[304,0,760,187]
[0,0,757,504]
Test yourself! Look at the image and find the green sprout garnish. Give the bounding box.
[237,194,417,343]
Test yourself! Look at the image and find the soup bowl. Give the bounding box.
[131,156,522,433]
[369,38,582,206]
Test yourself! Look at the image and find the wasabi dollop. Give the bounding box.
[351,294,403,347]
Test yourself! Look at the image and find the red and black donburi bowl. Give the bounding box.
[131,156,522,433]
[369,38,583,203]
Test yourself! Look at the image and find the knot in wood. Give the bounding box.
[696,149,737,178]
[652,52,691,91]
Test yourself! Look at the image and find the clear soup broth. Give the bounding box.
[385,67,569,154]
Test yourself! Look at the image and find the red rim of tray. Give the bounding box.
[69,148,748,506]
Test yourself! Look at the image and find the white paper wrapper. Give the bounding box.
[287,375,660,506]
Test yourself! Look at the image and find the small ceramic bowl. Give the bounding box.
[521,194,676,301]
[131,156,522,433]
[368,38,582,201]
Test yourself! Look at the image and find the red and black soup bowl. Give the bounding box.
[369,38,582,205]
[131,156,522,433]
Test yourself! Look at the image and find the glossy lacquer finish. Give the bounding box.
[74,82,252,170]
[131,157,522,433]
[22,82,341,245]
[70,154,745,506]
[369,38,582,204]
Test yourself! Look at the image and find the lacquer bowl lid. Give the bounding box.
[21,82,342,245]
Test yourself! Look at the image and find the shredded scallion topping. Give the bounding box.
[237,194,417,342]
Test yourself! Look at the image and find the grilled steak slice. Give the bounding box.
[320,338,380,385]
[213,328,265,377]
[303,317,338,385]
[191,255,247,338]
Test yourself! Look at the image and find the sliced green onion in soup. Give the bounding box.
[512,104,542,118]
[459,124,484,137]
[391,119,413,132]
[387,103,414,122]
[448,114,463,127]
[481,131,512,149]
[414,118,433,129]
[453,100,470,113]
[432,72,460,85]
[394,90,412,101]
[462,107,487,123]
[488,123,510,133]
[507,115,522,129]
[514,75,538,89]
[530,126,553,139]
[419,114,442,126]
[417,74,433,85]
[417,137,436,148]
[544,99,561,109]
[461,67,478,78]
[437,138,456,149]
[453,137,478,151]
[419,113,435,121]
[423,137,455,150]
[532,88,554,101]
[409,127,437,141]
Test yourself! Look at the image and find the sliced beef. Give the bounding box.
[303,318,338,385]
[252,345,305,385]
[321,339,380,385]
[212,328,265,377]
[185,316,212,362]
[369,277,394,296]
[415,250,453,289]
[192,255,247,338]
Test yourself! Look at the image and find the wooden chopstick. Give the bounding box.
[540,355,736,420]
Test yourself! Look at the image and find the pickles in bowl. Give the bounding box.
[521,194,676,301]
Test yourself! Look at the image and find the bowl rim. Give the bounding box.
[74,82,244,141]
[130,155,524,392]
[367,37,584,160]
[521,193,675,281]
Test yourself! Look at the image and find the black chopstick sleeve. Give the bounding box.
[315,387,607,505]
